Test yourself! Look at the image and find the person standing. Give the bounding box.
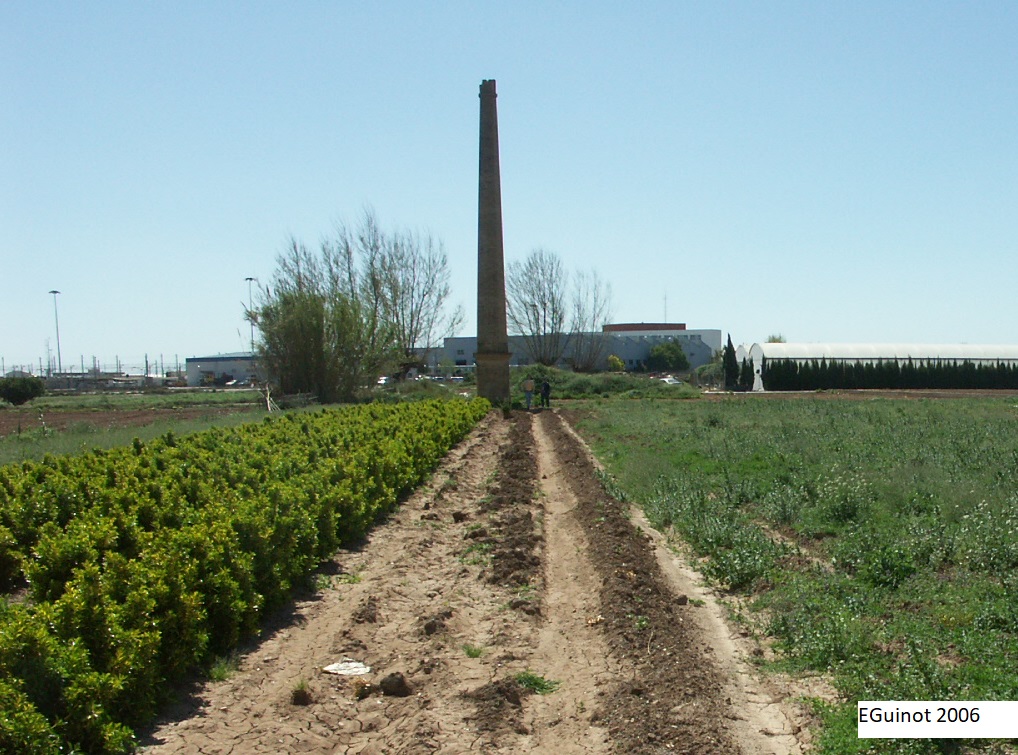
[522,377,535,410]
[540,379,551,409]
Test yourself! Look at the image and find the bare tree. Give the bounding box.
[506,248,569,366]
[318,208,463,378]
[377,226,463,374]
[324,211,395,384]
[568,269,613,372]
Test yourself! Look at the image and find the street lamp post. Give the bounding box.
[244,277,256,354]
[48,290,62,375]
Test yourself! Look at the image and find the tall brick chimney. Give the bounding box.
[475,79,510,403]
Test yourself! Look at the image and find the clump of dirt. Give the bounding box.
[420,607,453,636]
[463,677,528,734]
[351,595,379,624]
[289,684,314,706]
[378,671,412,697]
[350,677,375,700]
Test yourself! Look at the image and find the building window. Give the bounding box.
[456,349,465,355]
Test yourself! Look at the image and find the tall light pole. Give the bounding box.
[244,277,256,354]
[48,290,62,375]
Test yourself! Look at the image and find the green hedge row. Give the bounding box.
[0,398,490,754]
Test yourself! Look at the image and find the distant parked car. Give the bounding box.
[659,376,683,385]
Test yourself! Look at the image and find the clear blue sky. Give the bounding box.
[4,2,1017,373]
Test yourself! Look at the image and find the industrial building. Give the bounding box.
[441,324,722,373]
[185,352,262,387]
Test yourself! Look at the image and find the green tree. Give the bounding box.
[694,356,723,388]
[607,354,625,372]
[0,377,45,406]
[645,341,690,372]
[252,210,463,401]
[723,334,739,390]
[255,235,396,403]
[739,358,754,391]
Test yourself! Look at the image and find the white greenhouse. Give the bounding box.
[743,343,1018,391]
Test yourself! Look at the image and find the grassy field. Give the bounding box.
[0,383,481,465]
[27,388,264,411]
[0,389,266,465]
[571,395,1018,754]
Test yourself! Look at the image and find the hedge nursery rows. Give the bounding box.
[0,398,490,754]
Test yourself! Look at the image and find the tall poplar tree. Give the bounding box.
[723,334,739,391]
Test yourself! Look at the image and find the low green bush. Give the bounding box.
[647,477,784,590]
[0,397,490,753]
[0,377,44,407]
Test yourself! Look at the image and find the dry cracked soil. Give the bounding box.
[139,409,813,754]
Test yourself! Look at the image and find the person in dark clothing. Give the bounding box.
[540,379,551,409]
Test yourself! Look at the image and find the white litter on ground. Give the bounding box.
[322,659,371,676]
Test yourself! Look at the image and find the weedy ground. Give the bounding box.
[569,394,1018,754]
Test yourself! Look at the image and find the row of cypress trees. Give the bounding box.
[722,334,755,391]
[763,358,1018,391]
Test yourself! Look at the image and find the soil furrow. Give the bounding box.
[138,409,810,754]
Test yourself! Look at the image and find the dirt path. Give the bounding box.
[139,410,810,754]
[525,414,615,753]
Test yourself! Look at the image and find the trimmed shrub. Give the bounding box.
[0,397,490,752]
[0,377,44,406]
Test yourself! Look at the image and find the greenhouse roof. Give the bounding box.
[749,343,1018,362]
